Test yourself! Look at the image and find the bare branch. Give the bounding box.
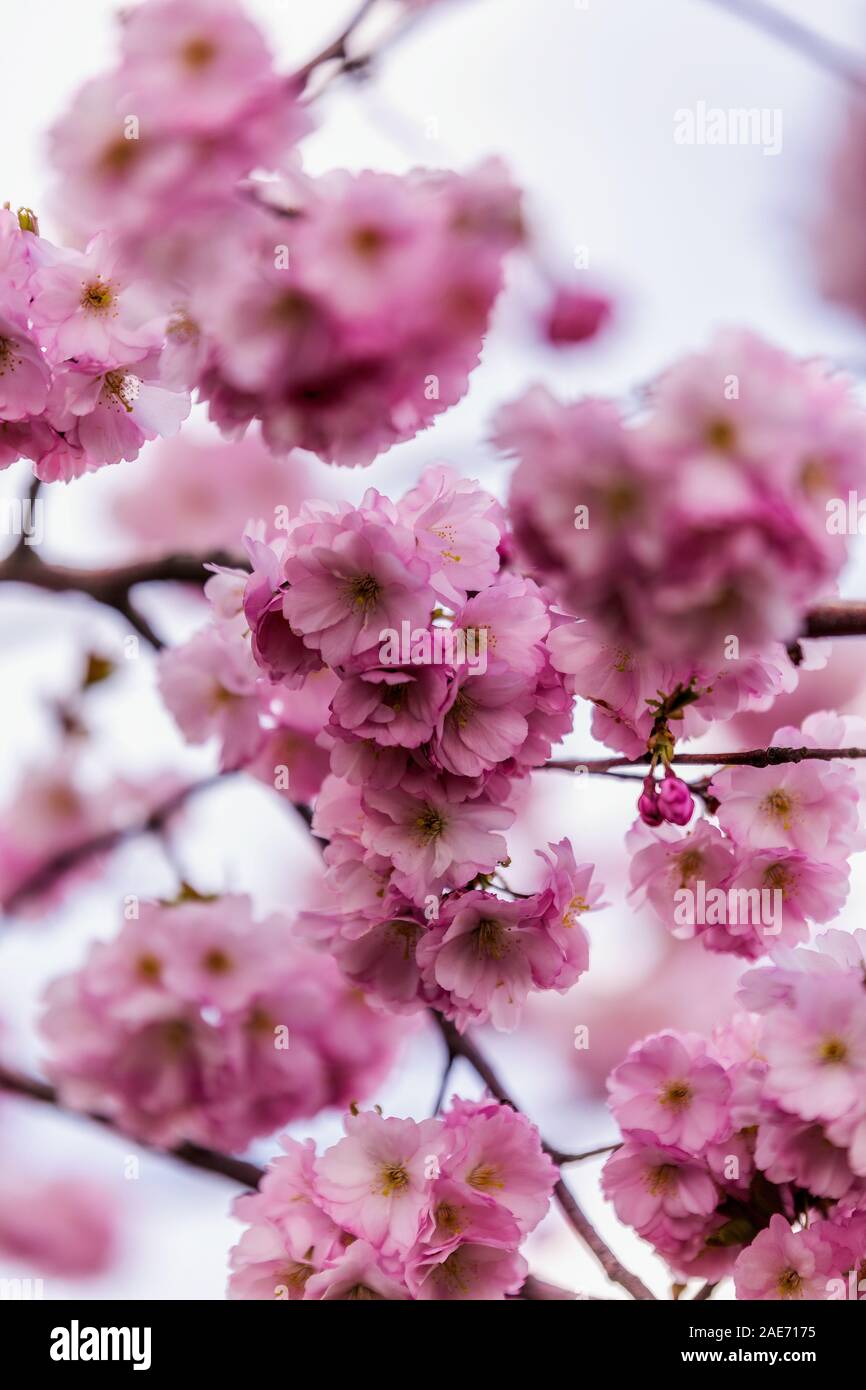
[0,1064,264,1189]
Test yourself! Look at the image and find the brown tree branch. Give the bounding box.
[0,547,236,651]
[432,1015,655,1300]
[0,775,231,916]
[293,0,381,86]
[545,746,866,775]
[804,600,866,639]
[0,1064,264,1189]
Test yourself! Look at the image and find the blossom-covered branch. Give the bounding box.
[544,745,866,775]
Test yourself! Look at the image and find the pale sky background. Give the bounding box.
[2,0,866,1302]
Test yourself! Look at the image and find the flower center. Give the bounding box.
[676,849,703,887]
[345,574,382,612]
[350,225,387,259]
[473,918,509,960]
[181,36,218,69]
[81,279,114,314]
[435,1202,462,1236]
[705,417,736,451]
[162,1019,192,1052]
[467,1162,503,1191]
[562,893,589,928]
[777,1268,802,1297]
[344,1284,385,1300]
[167,309,199,342]
[647,1164,676,1195]
[763,861,791,895]
[448,690,476,728]
[432,1249,471,1294]
[415,805,446,843]
[276,1263,312,1295]
[137,953,162,982]
[99,137,141,175]
[760,789,794,828]
[379,1162,409,1196]
[389,920,421,960]
[202,948,233,975]
[660,1080,692,1109]
[818,1036,849,1065]
[103,371,140,413]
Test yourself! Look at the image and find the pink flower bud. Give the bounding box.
[543,287,612,347]
[637,774,663,826]
[657,769,694,826]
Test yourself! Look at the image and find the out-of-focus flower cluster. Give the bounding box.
[499,329,866,736]
[228,1098,556,1299]
[40,893,402,1151]
[602,929,866,1299]
[0,748,185,918]
[158,466,606,1031]
[48,0,522,468]
[628,711,865,959]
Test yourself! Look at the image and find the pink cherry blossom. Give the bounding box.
[608,1032,733,1153]
[733,1214,837,1301]
[29,233,162,365]
[314,1110,448,1252]
[360,784,513,903]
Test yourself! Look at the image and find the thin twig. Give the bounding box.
[551,1142,622,1165]
[701,0,866,94]
[293,0,381,87]
[545,745,866,775]
[0,1065,264,1189]
[0,775,229,916]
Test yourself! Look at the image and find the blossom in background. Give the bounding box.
[40,895,402,1150]
[499,330,866,675]
[0,1173,117,1277]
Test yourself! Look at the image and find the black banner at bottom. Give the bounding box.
[0,1294,859,1375]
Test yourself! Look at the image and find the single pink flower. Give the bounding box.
[608,1032,733,1154]
[314,1110,448,1253]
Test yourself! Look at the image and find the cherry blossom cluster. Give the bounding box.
[499,328,866,687]
[49,0,522,467]
[627,712,865,959]
[0,211,189,481]
[158,466,605,1030]
[602,929,866,1299]
[228,1098,556,1300]
[39,894,401,1151]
